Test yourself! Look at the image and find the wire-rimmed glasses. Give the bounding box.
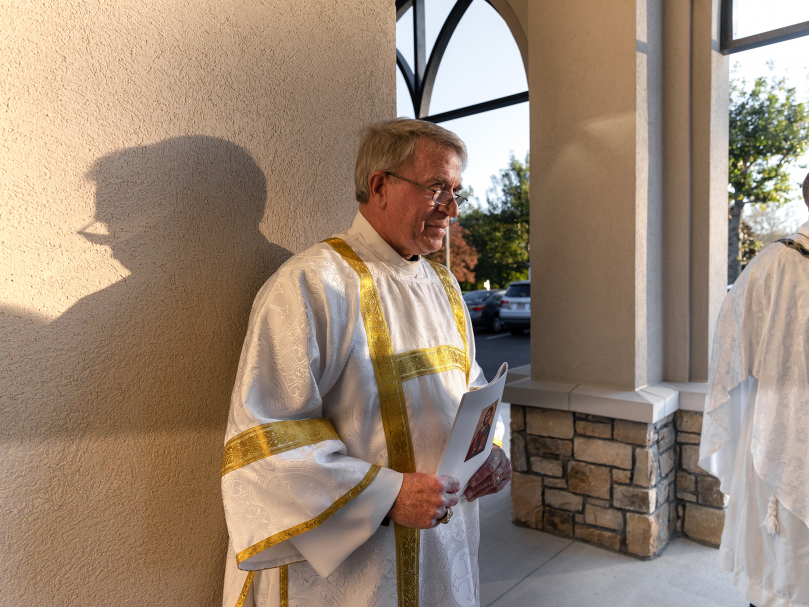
[385,172,468,209]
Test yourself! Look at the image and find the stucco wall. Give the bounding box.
[0,1,394,604]
[529,0,639,390]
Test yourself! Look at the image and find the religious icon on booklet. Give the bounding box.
[437,362,507,492]
[464,402,497,462]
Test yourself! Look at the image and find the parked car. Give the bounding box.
[500,280,530,335]
[463,289,506,332]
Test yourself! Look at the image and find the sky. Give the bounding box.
[396,0,809,229]
[395,0,528,207]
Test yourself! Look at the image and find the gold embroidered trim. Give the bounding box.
[324,237,420,607]
[323,238,416,473]
[234,571,255,607]
[395,523,421,607]
[236,464,380,565]
[395,345,467,382]
[280,565,289,607]
[493,437,503,448]
[426,260,470,383]
[778,237,809,258]
[222,418,339,476]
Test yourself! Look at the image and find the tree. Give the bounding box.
[740,220,762,270]
[459,153,530,288]
[728,73,809,283]
[425,222,478,288]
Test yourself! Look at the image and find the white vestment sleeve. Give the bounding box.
[223,252,402,575]
[290,467,403,577]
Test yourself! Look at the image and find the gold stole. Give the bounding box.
[324,238,469,607]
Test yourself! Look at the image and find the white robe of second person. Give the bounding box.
[699,221,809,607]
[221,211,495,607]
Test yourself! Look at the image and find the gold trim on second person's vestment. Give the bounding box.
[236,465,380,565]
[221,418,340,476]
[323,237,421,607]
[395,345,467,382]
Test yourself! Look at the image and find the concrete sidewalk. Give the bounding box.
[477,486,746,607]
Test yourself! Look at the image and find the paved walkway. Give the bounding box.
[478,487,747,607]
[477,404,747,607]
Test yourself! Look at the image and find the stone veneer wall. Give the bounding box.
[510,406,727,558]
[674,411,728,546]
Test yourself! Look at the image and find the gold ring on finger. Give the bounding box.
[439,506,453,524]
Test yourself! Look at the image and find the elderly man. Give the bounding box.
[221,118,512,607]
[699,175,809,607]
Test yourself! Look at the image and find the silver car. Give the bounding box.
[499,280,530,335]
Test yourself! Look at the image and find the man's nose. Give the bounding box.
[439,199,460,219]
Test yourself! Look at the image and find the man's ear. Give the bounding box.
[368,171,387,208]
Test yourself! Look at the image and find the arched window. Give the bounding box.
[395,0,528,123]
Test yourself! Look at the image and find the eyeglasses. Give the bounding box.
[385,172,468,209]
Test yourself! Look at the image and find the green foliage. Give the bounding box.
[727,71,809,282]
[459,153,530,288]
[740,220,762,269]
[729,74,809,208]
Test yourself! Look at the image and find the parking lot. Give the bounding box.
[472,328,530,381]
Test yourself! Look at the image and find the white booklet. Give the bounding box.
[436,362,509,492]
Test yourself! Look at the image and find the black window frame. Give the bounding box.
[395,0,528,123]
[721,0,809,54]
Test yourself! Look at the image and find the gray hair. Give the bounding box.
[354,118,467,203]
[803,172,809,206]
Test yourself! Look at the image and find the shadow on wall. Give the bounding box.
[0,137,292,604]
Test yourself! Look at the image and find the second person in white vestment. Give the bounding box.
[699,174,809,607]
[221,119,512,607]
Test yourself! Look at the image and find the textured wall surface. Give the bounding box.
[529,0,639,390]
[0,1,394,604]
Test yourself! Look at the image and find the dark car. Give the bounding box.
[463,289,507,332]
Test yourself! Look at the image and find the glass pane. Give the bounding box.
[505,284,530,298]
[397,69,417,118]
[463,290,488,303]
[428,0,527,116]
[734,0,809,39]
[426,0,457,59]
[437,103,529,211]
[396,6,414,72]
[732,35,809,240]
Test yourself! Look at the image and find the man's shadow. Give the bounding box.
[0,137,292,604]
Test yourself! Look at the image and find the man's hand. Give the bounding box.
[388,473,460,529]
[464,445,512,502]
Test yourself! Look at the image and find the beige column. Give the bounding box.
[528,0,664,392]
[502,0,730,560]
[689,0,729,382]
[499,0,727,420]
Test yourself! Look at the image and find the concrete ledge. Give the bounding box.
[503,378,576,411]
[661,382,708,412]
[506,364,532,383]
[504,375,708,423]
[570,385,666,423]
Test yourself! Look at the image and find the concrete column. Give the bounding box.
[689,0,729,382]
[662,0,693,383]
[528,0,664,391]
[501,0,730,559]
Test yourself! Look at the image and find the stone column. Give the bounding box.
[500,0,729,558]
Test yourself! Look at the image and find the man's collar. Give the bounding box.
[347,211,421,277]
